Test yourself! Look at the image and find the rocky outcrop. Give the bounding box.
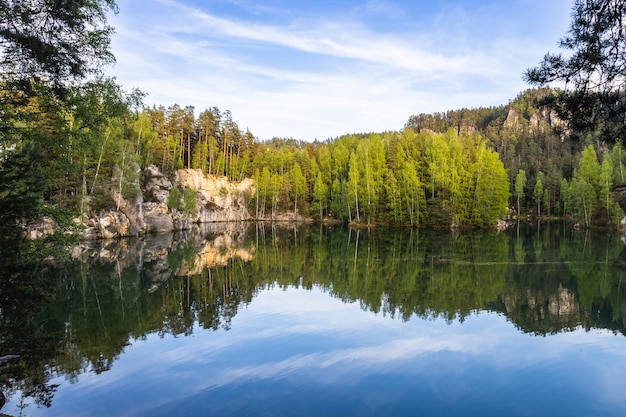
[142,203,173,234]
[25,217,59,239]
[81,165,254,240]
[174,169,253,223]
[613,184,626,212]
[143,164,173,204]
[504,107,568,138]
[87,210,135,240]
[504,109,521,129]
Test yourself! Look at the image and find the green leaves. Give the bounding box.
[515,169,527,215]
[0,143,45,226]
[525,0,626,143]
[561,144,624,227]
[0,0,118,96]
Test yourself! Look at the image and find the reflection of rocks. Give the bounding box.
[548,286,578,319]
[71,223,255,293]
[177,239,256,276]
[501,284,580,334]
[142,232,174,261]
[143,258,173,293]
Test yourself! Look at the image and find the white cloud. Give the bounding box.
[365,0,406,19]
[107,0,572,140]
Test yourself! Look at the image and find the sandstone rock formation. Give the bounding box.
[174,169,253,223]
[25,217,59,239]
[81,165,254,240]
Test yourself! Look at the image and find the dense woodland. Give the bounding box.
[3,0,626,233]
[406,88,626,227]
[4,81,626,229]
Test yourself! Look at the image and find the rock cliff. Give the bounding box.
[83,165,254,240]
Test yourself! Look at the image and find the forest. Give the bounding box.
[2,0,626,236]
[5,81,624,231]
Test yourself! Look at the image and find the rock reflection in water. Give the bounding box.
[1,222,626,414]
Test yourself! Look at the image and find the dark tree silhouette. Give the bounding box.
[525,0,626,143]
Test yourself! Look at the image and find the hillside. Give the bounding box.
[7,86,626,239]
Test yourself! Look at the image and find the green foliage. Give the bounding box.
[524,0,626,143]
[468,143,510,225]
[0,0,119,97]
[168,186,181,210]
[561,144,623,227]
[182,188,198,216]
[312,171,328,220]
[534,171,545,216]
[245,128,509,226]
[163,185,197,216]
[290,162,306,215]
[0,143,46,227]
[515,169,527,215]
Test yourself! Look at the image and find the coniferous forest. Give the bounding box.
[2,0,626,235]
[5,82,626,231]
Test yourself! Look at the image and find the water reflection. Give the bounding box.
[1,221,626,415]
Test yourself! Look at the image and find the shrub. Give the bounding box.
[183,188,197,216]
[168,186,181,210]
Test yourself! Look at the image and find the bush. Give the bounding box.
[183,188,197,216]
[168,186,181,210]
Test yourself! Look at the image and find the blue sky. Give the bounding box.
[107,0,572,141]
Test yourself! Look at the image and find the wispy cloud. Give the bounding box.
[365,0,406,19]
[108,0,572,140]
[157,0,493,76]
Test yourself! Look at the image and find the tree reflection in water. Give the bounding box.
[1,221,626,412]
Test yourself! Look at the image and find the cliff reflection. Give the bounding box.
[2,222,626,411]
[50,222,626,349]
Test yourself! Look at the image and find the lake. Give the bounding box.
[1,222,626,416]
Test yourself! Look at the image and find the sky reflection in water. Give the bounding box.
[16,283,626,417]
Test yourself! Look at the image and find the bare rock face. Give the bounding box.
[504,109,520,129]
[613,185,626,212]
[111,188,145,234]
[91,211,135,240]
[173,169,253,223]
[142,203,173,234]
[173,213,193,231]
[74,166,257,240]
[143,164,173,204]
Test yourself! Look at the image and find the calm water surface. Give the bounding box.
[1,223,626,416]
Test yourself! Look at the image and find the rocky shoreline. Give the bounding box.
[26,165,308,241]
